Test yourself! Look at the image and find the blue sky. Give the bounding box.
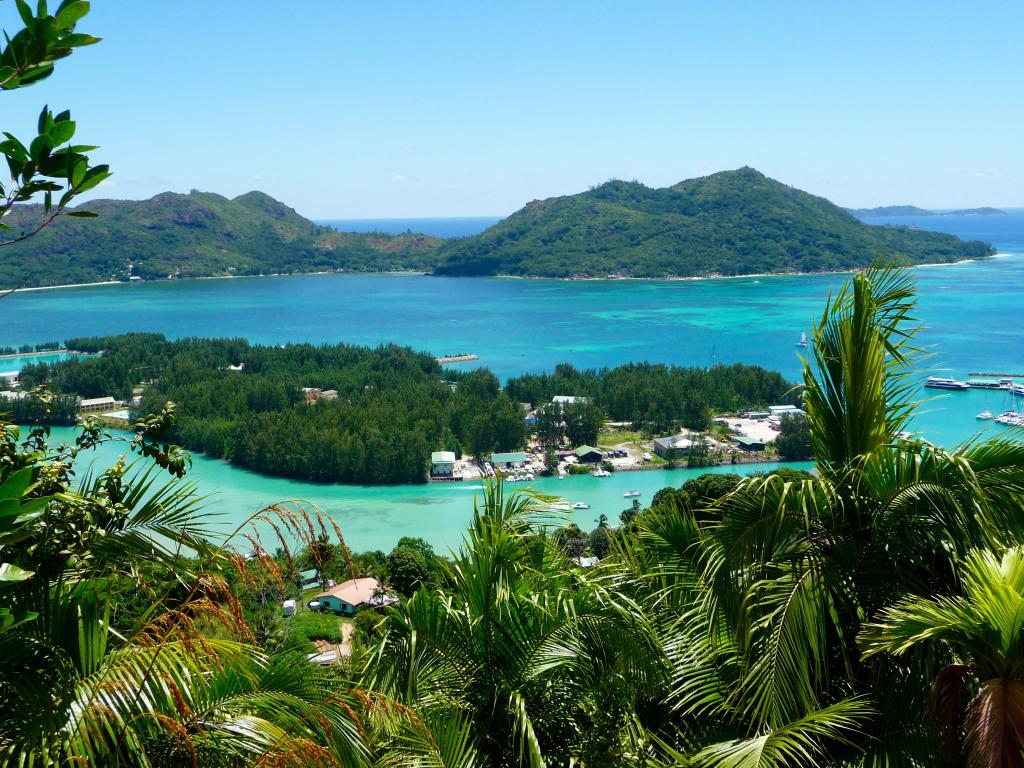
[3,1,1021,217]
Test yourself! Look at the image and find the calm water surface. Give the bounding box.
[4,212,1023,550]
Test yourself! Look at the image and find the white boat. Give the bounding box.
[572,502,590,509]
[592,469,610,477]
[796,332,809,348]
[623,490,641,498]
[924,376,969,391]
[977,410,994,420]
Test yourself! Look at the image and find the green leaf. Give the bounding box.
[56,0,90,27]
[49,119,76,145]
[38,104,51,135]
[16,0,36,29]
[71,159,86,186]
[0,562,34,583]
[0,467,36,502]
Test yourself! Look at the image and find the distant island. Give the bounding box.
[848,205,1007,218]
[435,168,994,277]
[0,168,995,288]
[0,191,441,289]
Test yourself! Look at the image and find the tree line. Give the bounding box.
[18,334,795,484]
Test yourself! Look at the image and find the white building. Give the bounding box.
[551,395,590,406]
[78,396,120,413]
[431,450,457,478]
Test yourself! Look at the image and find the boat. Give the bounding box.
[796,332,809,348]
[572,502,590,509]
[924,376,969,391]
[976,410,994,420]
[623,490,641,498]
[592,469,611,477]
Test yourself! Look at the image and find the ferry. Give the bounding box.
[924,376,969,391]
[572,502,591,510]
[623,490,641,498]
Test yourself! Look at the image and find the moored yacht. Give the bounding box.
[924,376,969,391]
[976,410,993,420]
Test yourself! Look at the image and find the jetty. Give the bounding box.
[436,353,479,364]
[969,372,1024,378]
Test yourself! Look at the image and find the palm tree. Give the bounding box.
[0,437,372,766]
[861,546,1024,768]
[360,479,664,767]
[614,268,1024,766]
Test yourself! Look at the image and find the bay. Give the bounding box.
[3,211,1023,551]
[41,424,810,553]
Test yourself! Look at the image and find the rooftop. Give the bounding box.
[574,445,603,456]
[431,450,456,463]
[491,451,529,464]
[79,396,117,407]
[315,577,393,607]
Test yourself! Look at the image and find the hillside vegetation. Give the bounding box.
[434,167,993,277]
[0,190,441,288]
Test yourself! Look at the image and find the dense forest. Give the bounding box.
[434,167,994,277]
[17,334,792,483]
[0,190,441,288]
[506,360,793,432]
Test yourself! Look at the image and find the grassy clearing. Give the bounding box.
[286,609,350,644]
[597,429,644,447]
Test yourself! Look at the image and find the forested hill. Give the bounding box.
[0,190,441,288]
[433,168,994,278]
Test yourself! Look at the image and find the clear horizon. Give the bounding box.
[3,1,1021,218]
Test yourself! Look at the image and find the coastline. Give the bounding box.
[0,253,1008,295]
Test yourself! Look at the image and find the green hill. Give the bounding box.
[434,168,993,278]
[0,191,442,288]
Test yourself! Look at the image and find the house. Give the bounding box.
[0,390,29,401]
[431,450,457,478]
[551,395,590,406]
[573,445,604,463]
[769,405,806,418]
[319,389,339,401]
[314,577,397,616]
[299,568,320,589]
[653,434,695,459]
[490,451,529,470]
[226,363,245,372]
[302,387,321,402]
[730,435,766,452]
[78,396,121,413]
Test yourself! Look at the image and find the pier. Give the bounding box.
[969,372,1024,378]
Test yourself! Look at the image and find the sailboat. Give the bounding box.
[796,332,809,348]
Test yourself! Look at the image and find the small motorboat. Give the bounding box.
[623,490,641,498]
[977,410,994,420]
[572,502,590,510]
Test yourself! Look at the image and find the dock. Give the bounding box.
[436,354,479,364]
[969,372,1024,378]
